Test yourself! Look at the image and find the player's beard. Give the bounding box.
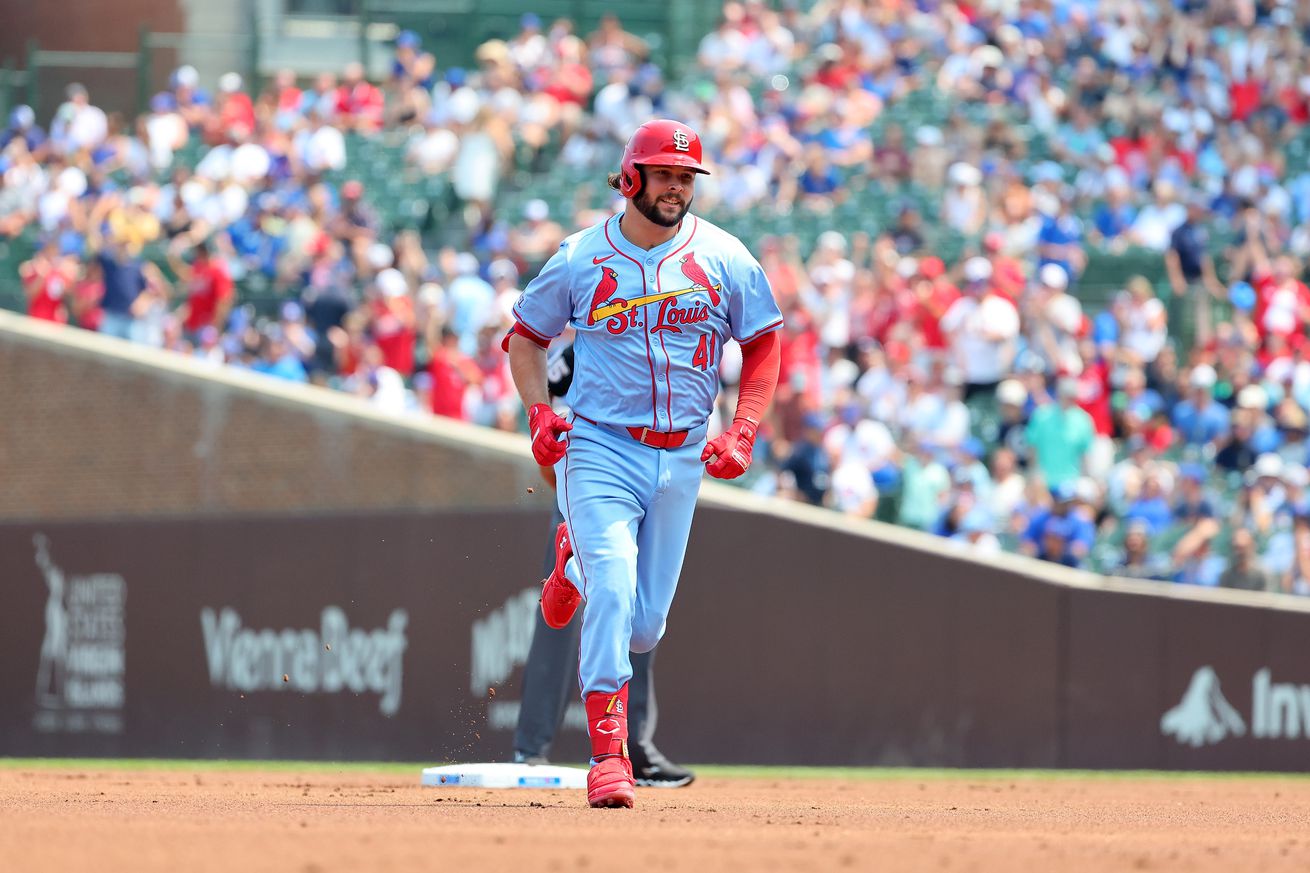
[633,188,692,227]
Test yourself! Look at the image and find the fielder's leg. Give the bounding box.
[628,648,695,787]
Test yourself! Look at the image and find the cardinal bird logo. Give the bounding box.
[679,253,721,307]
[587,266,620,326]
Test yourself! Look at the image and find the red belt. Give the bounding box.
[573,413,689,449]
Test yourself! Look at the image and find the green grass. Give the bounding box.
[1,759,1307,780]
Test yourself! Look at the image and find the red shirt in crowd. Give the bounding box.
[1075,357,1114,437]
[1230,78,1263,123]
[183,258,234,333]
[1252,268,1310,338]
[777,315,822,407]
[277,86,303,114]
[914,279,960,350]
[429,346,475,419]
[370,298,416,376]
[1280,84,1310,124]
[542,63,592,107]
[220,92,257,138]
[24,263,73,324]
[73,275,103,331]
[336,81,384,130]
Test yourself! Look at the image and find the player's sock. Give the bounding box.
[584,683,630,761]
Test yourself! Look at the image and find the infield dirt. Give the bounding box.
[1,767,1307,872]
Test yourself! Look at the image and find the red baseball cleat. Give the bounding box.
[587,755,635,808]
[540,522,581,629]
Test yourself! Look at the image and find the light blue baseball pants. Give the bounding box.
[555,414,708,696]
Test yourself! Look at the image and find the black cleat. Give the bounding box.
[513,750,550,766]
[630,749,695,788]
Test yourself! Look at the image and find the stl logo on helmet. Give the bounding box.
[671,130,690,152]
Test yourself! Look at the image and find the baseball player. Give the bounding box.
[504,119,783,808]
[512,341,695,788]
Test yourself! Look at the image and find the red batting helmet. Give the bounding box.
[617,119,710,199]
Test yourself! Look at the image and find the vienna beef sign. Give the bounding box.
[201,606,409,716]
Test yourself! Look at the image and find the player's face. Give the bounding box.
[633,166,697,227]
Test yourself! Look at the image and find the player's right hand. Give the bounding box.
[529,403,572,466]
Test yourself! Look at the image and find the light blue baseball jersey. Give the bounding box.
[511,212,783,432]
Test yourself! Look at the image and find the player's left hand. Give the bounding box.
[701,419,758,480]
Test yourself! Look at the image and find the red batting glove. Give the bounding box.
[701,419,758,480]
[529,403,572,466]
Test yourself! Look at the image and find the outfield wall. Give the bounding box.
[3,312,1309,770]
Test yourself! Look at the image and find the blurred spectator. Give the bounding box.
[335,63,384,132]
[1219,527,1282,593]
[943,163,984,236]
[950,508,1001,554]
[446,252,495,354]
[1026,377,1095,490]
[1123,468,1173,535]
[1128,181,1185,252]
[370,268,417,377]
[780,412,830,506]
[1113,519,1171,581]
[214,73,257,142]
[252,328,308,383]
[1090,179,1137,250]
[20,240,76,324]
[168,238,234,342]
[897,439,950,531]
[2,105,48,156]
[49,83,108,156]
[86,193,169,342]
[1165,192,1223,347]
[1172,364,1229,448]
[940,259,1020,399]
[1172,518,1225,587]
[509,200,565,266]
[1172,464,1217,525]
[428,325,480,419]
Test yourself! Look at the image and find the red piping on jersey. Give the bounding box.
[654,217,699,429]
[738,317,785,344]
[561,430,590,602]
[603,215,659,428]
[657,330,672,425]
[562,431,591,696]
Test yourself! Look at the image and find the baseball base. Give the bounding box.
[420,762,588,790]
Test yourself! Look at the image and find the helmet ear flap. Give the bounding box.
[621,166,642,198]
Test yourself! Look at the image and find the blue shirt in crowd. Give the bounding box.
[1171,397,1230,445]
[97,251,146,316]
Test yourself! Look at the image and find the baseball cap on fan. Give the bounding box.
[1254,453,1286,482]
[996,379,1027,407]
[1039,263,1069,291]
[524,199,550,222]
[948,162,982,187]
[963,257,992,284]
[1189,364,1218,391]
[376,268,408,298]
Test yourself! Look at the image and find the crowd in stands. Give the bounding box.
[6,0,1310,595]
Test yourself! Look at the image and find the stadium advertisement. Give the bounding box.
[1,511,1307,771]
